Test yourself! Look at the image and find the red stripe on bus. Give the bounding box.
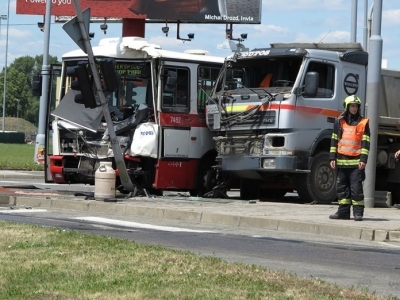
[159,112,207,127]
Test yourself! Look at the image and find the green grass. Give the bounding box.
[0,117,42,171]
[0,143,44,171]
[0,221,394,300]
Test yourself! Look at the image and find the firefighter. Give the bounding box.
[329,95,370,221]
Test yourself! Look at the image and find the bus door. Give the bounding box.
[156,63,196,189]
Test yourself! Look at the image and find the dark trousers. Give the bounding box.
[336,168,365,216]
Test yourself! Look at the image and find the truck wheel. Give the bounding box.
[240,179,259,200]
[295,152,337,204]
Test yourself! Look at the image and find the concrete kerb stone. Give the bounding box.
[0,174,44,180]
[125,205,165,219]
[0,196,11,205]
[238,216,279,230]
[163,208,202,223]
[276,220,321,234]
[51,199,90,212]
[88,201,118,214]
[318,223,364,240]
[374,230,389,241]
[8,195,399,242]
[389,231,400,242]
[11,196,53,208]
[360,229,375,241]
[202,212,242,227]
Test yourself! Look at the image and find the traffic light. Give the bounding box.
[32,74,42,97]
[66,63,97,108]
[99,58,118,92]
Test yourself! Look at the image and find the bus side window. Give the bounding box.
[162,67,189,113]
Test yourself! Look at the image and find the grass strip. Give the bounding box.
[0,221,392,300]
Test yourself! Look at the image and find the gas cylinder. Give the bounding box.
[94,162,116,200]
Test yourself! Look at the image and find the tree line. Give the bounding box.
[0,55,60,125]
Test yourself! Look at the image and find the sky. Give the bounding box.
[0,0,400,71]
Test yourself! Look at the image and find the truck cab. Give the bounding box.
[206,42,370,203]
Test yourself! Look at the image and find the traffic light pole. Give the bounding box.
[71,0,136,192]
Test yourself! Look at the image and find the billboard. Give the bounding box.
[16,0,261,24]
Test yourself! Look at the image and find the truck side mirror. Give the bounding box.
[303,72,319,97]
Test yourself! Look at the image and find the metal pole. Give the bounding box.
[364,0,383,208]
[367,4,374,52]
[34,0,52,164]
[2,1,10,132]
[16,99,19,131]
[363,0,368,50]
[71,0,136,192]
[350,0,357,42]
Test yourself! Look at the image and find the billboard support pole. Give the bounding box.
[364,0,383,207]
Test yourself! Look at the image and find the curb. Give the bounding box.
[7,196,400,243]
[0,173,44,180]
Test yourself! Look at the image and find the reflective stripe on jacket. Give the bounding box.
[337,118,369,157]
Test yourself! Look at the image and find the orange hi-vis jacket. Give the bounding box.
[338,118,369,157]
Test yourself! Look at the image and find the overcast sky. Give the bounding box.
[0,0,399,70]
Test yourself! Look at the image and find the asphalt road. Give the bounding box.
[0,206,399,298]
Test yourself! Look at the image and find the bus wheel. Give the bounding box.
[189,158,216,197]
[295,152,337,204]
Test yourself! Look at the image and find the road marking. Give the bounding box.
[0,209,47,213]
[74,216,214,233]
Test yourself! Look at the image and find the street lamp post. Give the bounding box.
[0,15,7,35]
[0,14,7,132]
[16,99,19,119]
[1,1,10,132]
[16,98,20,131]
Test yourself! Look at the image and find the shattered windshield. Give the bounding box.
[60,60,152,122]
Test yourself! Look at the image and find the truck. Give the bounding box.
[45,36,224,196]
[205,42,400,204]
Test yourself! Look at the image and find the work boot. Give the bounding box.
[329,204,350,220]
[353,205,364,221]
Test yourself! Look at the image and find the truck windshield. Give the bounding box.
[218,56,303,91]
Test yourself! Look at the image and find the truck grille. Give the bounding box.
[215,136,264,155]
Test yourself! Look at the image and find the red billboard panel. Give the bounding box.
[16,0,261,24]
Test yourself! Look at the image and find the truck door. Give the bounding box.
[294,60,338,151]
[340,65,366,113]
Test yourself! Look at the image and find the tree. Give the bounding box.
[0,54,60,125]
